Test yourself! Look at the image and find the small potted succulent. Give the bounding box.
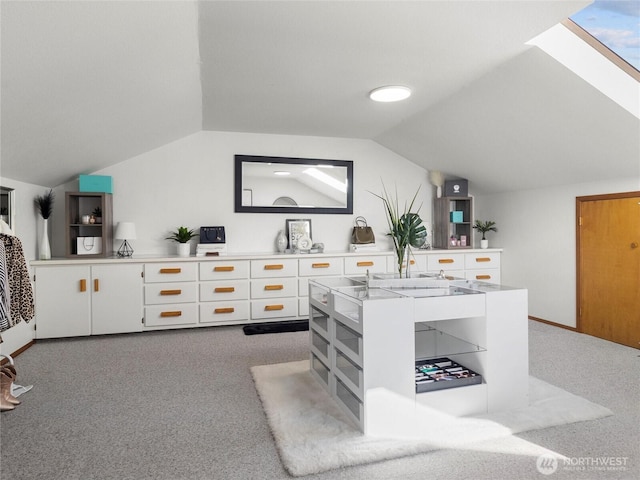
[472,220,497,249]
[91,206,102,224]
[165,226,198,257]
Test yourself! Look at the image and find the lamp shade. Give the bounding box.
[115,222,136,240]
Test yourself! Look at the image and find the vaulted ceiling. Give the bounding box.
[1,1,638,193]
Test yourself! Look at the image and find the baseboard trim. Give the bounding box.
[0,340,35,364]
[529,316,578,332]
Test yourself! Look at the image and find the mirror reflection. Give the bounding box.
[235,155,353,214]
[0,186,15,230]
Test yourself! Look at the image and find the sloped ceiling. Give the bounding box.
[2,0,637,193]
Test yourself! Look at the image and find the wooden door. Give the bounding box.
[577,192,640,349]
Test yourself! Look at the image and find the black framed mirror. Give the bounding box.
[235,155,353,214]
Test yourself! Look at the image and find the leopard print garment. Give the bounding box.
[0,234,34,339]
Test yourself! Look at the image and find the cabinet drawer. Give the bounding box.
[426,253,465,271]
[250,258,298,278]
[199,301,249,323]
[144,283,197,305]
[251,278,297,299]
[465,269,501,284]
[144,263,197,283]
[344,255,388,275]
[464,253,500,270]
[199,260,249,281]
[251,297,298,319]
[199,280,249,302]
[298,257,343,277]
[144,304,198,327]
[387,254,427,273]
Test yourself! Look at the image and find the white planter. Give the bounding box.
[40,218,51,260]
[177,243,190,257]
[480,239,489,249]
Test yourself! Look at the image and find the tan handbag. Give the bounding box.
[351,216,375,244]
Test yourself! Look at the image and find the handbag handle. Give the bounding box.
[354,216,368,227]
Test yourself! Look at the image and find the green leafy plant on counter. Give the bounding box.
[472,220,498,240]
[165,226,198,243]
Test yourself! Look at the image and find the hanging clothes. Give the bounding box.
[0,234,34,334]
[0,241,11,337]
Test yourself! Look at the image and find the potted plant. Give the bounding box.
[34,189,55,260]
[371,184,427,277]
[165,226,198,257]
[473,220,497,249]
[91,206,102,224]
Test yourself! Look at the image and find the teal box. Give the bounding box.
[450,211,463,223]
[79,175,113,193]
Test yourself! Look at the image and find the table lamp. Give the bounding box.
[115,222,136,257]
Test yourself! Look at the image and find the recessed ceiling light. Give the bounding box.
[369,85,411,102]
[274,171,290,176]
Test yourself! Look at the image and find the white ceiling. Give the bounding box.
[1,0,638,193]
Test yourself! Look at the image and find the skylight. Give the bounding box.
[569,0,639,71]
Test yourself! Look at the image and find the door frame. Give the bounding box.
[575,190,640,333]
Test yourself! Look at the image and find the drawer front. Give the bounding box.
[298,257,343,277]
[464,252,500,270]
[144,283,197,305]
[344,255,388,275]
[250,258,298,278]
[199,260,249,281]
[465,269,501,284]
[250,278,297,299]
[251,297,298,319]
[387,254,427,273]
[144,263,197,283]
[426,253,465,272]
[199,280,249,302]
[299,298,309,317]
[144,304,198,327]
[199,301,249,323]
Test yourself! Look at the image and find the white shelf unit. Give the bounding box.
[308,278,528,438]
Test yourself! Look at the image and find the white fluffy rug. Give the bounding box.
[251,360,613,477]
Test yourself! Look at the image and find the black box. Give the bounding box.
[444,179,468,196]
[415,357,482,393]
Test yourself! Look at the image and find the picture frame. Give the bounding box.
[286,219,312,250]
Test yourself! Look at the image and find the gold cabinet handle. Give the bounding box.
[357,261,374,267]
[476,275,491,280]
[214,287,235,293]
[265,304,284,311]
[160,289,182,296]
[214,307,235,314]
[160,311,182,318]
[214,266,234,272]
[312,263,330,268]
[438,258,454,264]
[475,257,491,263]
[264,284,284,291]
[79,279,87,292]
[160,268,181,274]
[264,264,284,270]
[94,279,99,292]
[409,259,416,265]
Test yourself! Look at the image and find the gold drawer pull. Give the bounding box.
[438,258,454,264]
[409,259,415,265]
[160,311,182,318]
[357,261,374,267]
[79,279,87,292]
[265,304,284,311]
[214,307,235,314]
[264,264,284,270]
[160,289,182,296]
[476,275,491,280]
[214,287,235,293]
[94,279,100,292]
[160,268,181,274]
[265,284,284,291]
[312,263,330,268]
[475,257,491,263]
[214,266,234,272]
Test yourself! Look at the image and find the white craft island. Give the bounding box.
[308,276,529,438]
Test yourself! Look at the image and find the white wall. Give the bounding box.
[0,177,47,355]
[475,177,639,328]
[76,131,433,256]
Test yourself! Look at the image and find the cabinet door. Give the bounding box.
[91,264,143,335]
[35,266,91,338]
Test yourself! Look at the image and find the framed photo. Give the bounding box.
[286,219,312,250]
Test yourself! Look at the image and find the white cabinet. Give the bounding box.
[143,262,197,328]
[34,264,142,338]
[250,259,298,321]
[464,252,501,284]
[344,255,387,275]
[199,260,250,325]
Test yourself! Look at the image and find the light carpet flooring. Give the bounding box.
[0,320,638,480]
